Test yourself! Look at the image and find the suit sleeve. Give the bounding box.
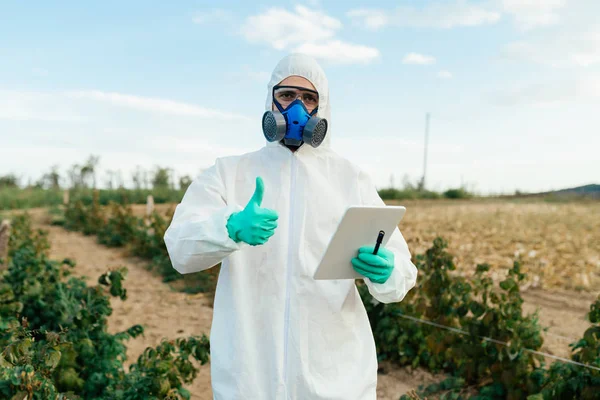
[164,163,244,274]
[358,170,418,303]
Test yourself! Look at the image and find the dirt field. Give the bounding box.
[397,199,600,292]
[11,200,600,399]
[134,199,600,291]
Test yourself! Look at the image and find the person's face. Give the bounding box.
[272,75,319,114]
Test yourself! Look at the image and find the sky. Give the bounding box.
[1,0,599,194]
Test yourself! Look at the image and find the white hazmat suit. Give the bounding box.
[164,54,418,400]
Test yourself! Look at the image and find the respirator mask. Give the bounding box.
[262,85,328,148]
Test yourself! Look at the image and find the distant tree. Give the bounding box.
[132,166,144,190]
[33,178,45,189]
[81,155,100,188]
[0,174,19,188]
[152,167,171,189]
[68,164,82,189]
[41,165,61,189]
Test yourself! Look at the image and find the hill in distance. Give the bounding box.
[522,184,600,199]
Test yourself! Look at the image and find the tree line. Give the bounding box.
[0,155,194,192]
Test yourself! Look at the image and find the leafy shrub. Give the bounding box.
[97,202,138,247]
[63,193,104,236]
[530,295,600,399]
[0,213,210,399]
[362,238,544,399]
[61,199,218,296]
[378,188,442,201]
[130,211,170,261]
[0,188,186,211]
[443,188,471,199]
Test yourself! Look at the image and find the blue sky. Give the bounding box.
[1,0,599,194]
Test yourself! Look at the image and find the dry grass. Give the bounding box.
[397,199,600,291]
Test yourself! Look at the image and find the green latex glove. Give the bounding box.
[226,177,278,246]
[351,246,394,284]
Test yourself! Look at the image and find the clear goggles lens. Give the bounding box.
[273,86,319,112]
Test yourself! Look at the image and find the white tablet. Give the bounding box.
[313,206,406,280]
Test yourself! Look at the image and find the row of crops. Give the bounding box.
[2,193,599,399]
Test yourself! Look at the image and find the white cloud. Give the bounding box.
[149,136,248,157]
[501,0,566,30]
[347,2,501,30]
[0,90,84,122]
[192,9,232,25]
[437,70,453,79]
[500,1,600,68]
[346,9,390,30]
[402,53,436,65]
[294,41,380,65]
[504,29,600,68]
[489,77,600,107]
[241,6,341,50]
[0,89,252,125]
[241,6,379,64]
[65,91,250,120]
[347,0,576,31]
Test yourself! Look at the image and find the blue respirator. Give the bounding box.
[262,89,328,148]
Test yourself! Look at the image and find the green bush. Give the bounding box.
[443,188,471,199]
[363,238,544,399]
[54,198,600,398]
[530,295,600,399]
[97,203,138,247]
[0,188,64,210]
[0,188,186,211]
[63,193,104,236]
[60,197,218,296]
[378,188,442,201]
[0,214,210,399]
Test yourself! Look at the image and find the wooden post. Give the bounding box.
[146,195,154,217]
[63,190,70,205]
[0,220,10,270]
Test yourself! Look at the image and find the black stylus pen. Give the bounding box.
[373,230,385,255]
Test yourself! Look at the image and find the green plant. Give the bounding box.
[104,335,210,400]
[97,202,138,247]
[378,188,442,201]
[362,237,544,399]
[61,201,219,296]
[530,295,600,399]
[0,187,185,211]
[443,188,471,199]
[63,192,105,236]
[0,213,210,399]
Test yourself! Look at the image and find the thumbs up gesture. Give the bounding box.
[226,177,279,246]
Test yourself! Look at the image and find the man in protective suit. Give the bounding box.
[164,53,418,400]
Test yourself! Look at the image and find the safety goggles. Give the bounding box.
[273,85,319,113]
